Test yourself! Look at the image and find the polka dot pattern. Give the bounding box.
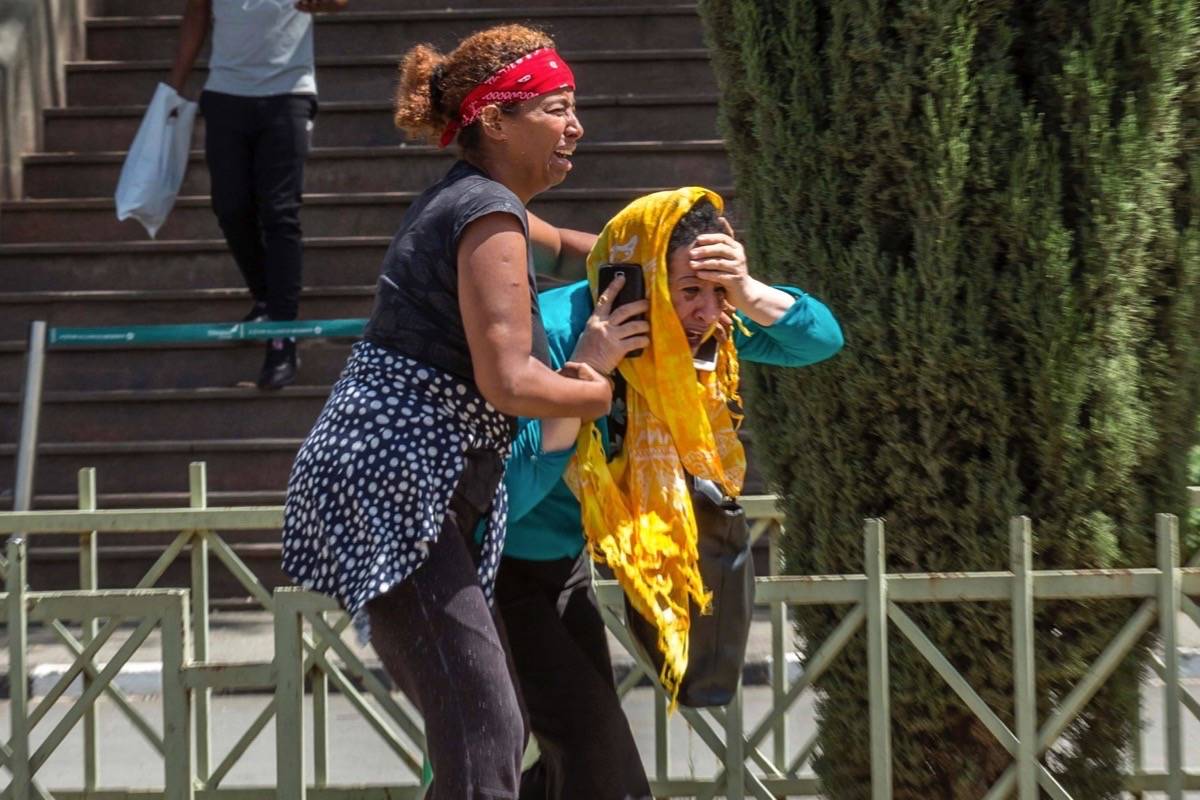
[282,341,513,628]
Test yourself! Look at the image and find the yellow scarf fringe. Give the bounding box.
[565,188,747,707]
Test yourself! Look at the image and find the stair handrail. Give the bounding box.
[13,317,368,514]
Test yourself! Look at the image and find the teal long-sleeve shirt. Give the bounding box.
[499,279,844,561]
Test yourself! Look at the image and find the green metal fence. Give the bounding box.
[0,464,1196,799]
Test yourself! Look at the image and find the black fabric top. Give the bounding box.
[364,160,550,384]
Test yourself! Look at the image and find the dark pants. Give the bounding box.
[367,450,526,799]
[199,90,315,321]
[495,553,652,800]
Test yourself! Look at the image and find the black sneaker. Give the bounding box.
[257,338,298,390]
[243,301,269,323]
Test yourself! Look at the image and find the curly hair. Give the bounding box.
[668,198,724,254]
[394,24,557,151]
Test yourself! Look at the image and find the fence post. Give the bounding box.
[161,591,194,800]
[313,612,329,787]
[725,679,746,800]
[865,518,892,800]
[1010,517,1037,800]
[14,321,47,517]
[7,537,30,800]
[769,518,789,771]
[275,592,307,800]
[189,462,211,784]
[79,468,99,790]
[654,687,669,782]
[1156,514,1182,800]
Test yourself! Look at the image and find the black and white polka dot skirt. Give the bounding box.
[282,341,513,631]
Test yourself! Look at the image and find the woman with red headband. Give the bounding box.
[282,25,611,798]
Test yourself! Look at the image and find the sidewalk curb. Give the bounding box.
[8,649,1199,700]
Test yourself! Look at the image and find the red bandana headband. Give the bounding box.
[439,47,575,148]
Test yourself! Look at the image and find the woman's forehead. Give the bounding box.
[666,246,716,287]
[535,88,574,104]
[666,246,693,277]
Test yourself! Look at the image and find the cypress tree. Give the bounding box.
[698,0,1200,796]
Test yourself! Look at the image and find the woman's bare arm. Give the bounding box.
[527,211,598,278]
[458,213,612,419]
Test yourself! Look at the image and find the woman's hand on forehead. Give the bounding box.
[687,219,751,299]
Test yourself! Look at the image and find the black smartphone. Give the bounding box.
[596,263,646,357]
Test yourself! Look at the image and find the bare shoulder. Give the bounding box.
[458,212,529,276]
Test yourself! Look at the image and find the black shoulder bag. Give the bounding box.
[607,373,755,707]
[623,474,755,707]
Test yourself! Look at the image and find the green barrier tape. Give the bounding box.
[48,319,367,347]
[241,319,366,340]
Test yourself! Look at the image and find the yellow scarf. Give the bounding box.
[566,188,747,705]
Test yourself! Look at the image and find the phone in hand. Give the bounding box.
[596,263,646,358]
[693,336,719,372]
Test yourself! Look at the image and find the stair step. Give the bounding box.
[86,7,704,62]
[0,438,304,496]
[5,0,750,518]
[0,271,574,392]
[0,237,390,293]
[0,286,375,338]
[0,338,354,392]
[0,187,736,243]
[0,386,334,442]
[23,141,729,199]
[67,50,716,106]
[43,95,719,152]
[87,0,680,17]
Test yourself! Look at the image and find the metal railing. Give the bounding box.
[11,318,368,518]
[0,465,1196,798]
[598,514,1200,799]
[0,463,428,799]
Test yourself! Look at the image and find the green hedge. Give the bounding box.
[698,1,1200,796]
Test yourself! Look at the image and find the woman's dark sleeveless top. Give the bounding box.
[364,160,551,383]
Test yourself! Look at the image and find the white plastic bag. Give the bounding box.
[115,82,198,238]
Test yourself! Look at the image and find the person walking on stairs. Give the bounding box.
[167,0,349,389]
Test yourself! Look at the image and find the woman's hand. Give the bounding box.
[570,274,651,375]
[558,361,613,420]
[689,218,795,327]
[687,217,757,308]
[535,361,612,452]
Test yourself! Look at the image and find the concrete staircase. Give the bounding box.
[0,0,744,592]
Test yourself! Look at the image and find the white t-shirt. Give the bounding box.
[204,0,317,97]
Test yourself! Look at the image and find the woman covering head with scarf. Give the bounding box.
[282,25,613,799]
[491,188,845,799]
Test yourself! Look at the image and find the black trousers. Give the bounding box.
[495,553,652,800]
[367,450,526,799]
[199,90,315,322]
